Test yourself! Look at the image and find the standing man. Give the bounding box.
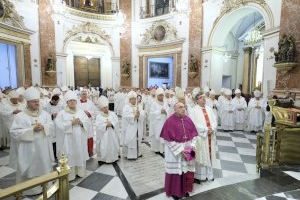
[149,88,168,154]
[95,96,119,164]
[232,89,247,131]
[190,93,217,182]
[247,90,266,132]
[122,91,145,159]
[10,87,54,190]
[78,89,97,157]
[221,89,235,131]
[43,91,64,160]
[55,90,91,181]
[160,102,198,199]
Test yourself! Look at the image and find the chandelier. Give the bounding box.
[244,28,262,46]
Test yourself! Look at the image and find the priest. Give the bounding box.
[247,90,266,132]
[232,89,247,131]
[78,89,97,157]
[220,89,235,131]
[1,90,24,148]
[122,91,145,159]
[160,102,198,199]
[95,96,119,164]
[149,88,168,154]
[55,90,91,181]
[190,93,217,182]
[10,87,54,187]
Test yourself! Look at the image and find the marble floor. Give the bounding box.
[0,130,298,200]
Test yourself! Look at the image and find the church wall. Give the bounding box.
[131,9,190,89]
[276,0,300,90]
[51,2,121,88]
[12,0,41,86]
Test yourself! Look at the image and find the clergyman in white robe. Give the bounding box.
[10,87,54,186]
[232,89,247,131]
[190,93,217,181]
[55,91,91,181]
[247,90,266,132]
[221,89,235,131]
[95,96,120,163]
[149,88,168,154]
[122,91,145,159]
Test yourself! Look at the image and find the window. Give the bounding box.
[155,0,169,16]
[0,43,17,89]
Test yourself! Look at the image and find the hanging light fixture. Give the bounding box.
[244,13,262,46]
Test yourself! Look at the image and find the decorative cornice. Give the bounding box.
[219,0,266,16]
[65,6,116,21]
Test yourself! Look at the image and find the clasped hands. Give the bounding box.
[72,118,83,126]
[134,110,140,119]
[33,122,44,132]
[106,121,113,128]
[161,109,167,115]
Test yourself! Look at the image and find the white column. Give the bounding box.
[56,53,68,87]
[201,48,212,88]
[262,28,280,97]
[111,57,120,90]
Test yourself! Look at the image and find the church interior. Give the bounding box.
[0,0,300,199]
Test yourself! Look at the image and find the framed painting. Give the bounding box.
[149,62,169,79]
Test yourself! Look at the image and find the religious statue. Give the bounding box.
[189,54,198,72]
[121,60,131,78]
[274,34,296,63]
[46,55,55,71]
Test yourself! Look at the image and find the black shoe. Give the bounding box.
[185,193,190,197]
[172,196,180,200]
[138,155,143,158]
[194,179,201,184]
[98,161,104,165]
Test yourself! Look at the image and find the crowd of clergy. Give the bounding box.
[0,85,270,199]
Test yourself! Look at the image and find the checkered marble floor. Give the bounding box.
[256,189,300,200]
[0,130,259,200]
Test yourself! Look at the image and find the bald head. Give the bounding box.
[174,102,186,117]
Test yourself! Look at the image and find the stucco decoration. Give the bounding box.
[63,22,113,52]
[141,20,178,45]
[220,0,266,16]
[0,0,26,29]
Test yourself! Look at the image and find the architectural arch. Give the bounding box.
[208,0,274,47]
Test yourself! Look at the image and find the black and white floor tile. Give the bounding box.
[2,129,296,200]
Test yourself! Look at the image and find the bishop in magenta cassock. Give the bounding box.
[160,102,199,199]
